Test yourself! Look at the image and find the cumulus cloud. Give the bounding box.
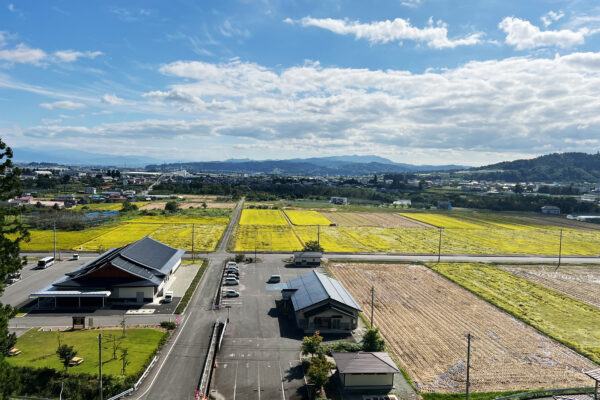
[101,94,125,105]
[0,43,46,65]
[289,16,483,49]
[401,0,422,8]
[499,17,593,50]
[40,100,86,110]
[541,10,565,27]
[53,50,103,62]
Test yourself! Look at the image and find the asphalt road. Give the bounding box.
[133,198,245,400]
[210,257,313,400]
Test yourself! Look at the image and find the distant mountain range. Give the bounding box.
[471,152,600,182]
[146,156,466,175]
[13,147,162,167]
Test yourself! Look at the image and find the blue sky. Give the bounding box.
[2,0,600,166]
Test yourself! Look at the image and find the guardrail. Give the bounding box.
[494,386,595,400]
[196,321,227,399]
[105,355,160,400]
[106,388,134,400]
[212,261,228,309]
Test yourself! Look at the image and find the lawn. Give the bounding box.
[284,210,332,226]
[239,209,289,226]
[7,328,166,377]
[430,263,600,364]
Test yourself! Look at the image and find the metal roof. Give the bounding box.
[585,368,600,381]
[293,251,322,258]
[332,352,400,374]
[284,270,362,312]
[30,285,111,298]
[120,237,185,275]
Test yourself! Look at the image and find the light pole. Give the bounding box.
[98,333,103,400]
[437,227,443,263]
[554,229,563,272]
[466,333,471,400]
[370,286,374,328]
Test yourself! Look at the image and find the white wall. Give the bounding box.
[114,286,154,300]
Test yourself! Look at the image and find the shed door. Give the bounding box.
[136,292,144,303]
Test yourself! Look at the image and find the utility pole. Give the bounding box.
[53,221,57,261]
[191,224,195,262]
[437,227,443,263]
[317,225,320,246]
[466,333,471,400]
[555,229,563,272]
[98,333,103,400]
[370,286,374,327]
[254,227,257,263]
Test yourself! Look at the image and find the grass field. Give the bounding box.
[430,263,600,364]
[7,328,166,377]
[233,225,302,251]
[498,264,600,309]
[239,209,289,226]
[328,263,597,393]
[284,210,332,226]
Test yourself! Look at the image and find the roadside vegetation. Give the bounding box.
[174,260,208,314]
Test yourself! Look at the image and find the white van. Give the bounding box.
[164,291,174,303]
[224,277,239,286]
[37,256,55,269]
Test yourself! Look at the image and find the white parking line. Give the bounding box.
[278,360,286,400]
[233,360,239,400]
[257,361,261,400]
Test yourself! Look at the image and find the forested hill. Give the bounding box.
[470,152,600,182]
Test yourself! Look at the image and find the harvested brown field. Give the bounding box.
[320,212,433,228]
[513,216,600,230]
[139,201,235,210]
[328,263,597,393]
[499,264,600,309]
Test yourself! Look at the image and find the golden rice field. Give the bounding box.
[74,202,149,211]
[431,263,600,364]
[150,224,226,251]
[78,224,160,251]
[399,213,488,229]
[328,263,597,393]
[498,264,600,309]
[239,209,289,226]
[321,212,432,228]
[125,216,229,225]
[284,210,332,226]
[20,228,111,251]
[233,225,301,251]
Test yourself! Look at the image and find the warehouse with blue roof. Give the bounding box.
[282,270,362,334]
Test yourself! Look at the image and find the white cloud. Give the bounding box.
[290,16,483,49]
[401,0,422,8]
[40,101,86,110]
[8,3,15,12]
[499,17,593,50]
[220,19,250,38]
[541,10,564,27]
[0,43,46,64]
[41,118,63,125]
[101,94,125,105]
[53,50,103,62]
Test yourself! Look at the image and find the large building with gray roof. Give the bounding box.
[281,270,362,334]
[31,237,185,307]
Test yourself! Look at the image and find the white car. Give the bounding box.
[226,261,238,268]
[223,290,240,298]
[223,277,239,286]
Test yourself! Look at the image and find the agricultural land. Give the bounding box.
[430,263,600,364]
[327,263,598,393]
[498,264,600,309]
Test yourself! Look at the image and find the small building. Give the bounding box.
[333,352,400,392]
[85,187,97,195]
[393,199,411,207]
[281,270,361,333]
[30,237,185,308]
[330,197,348,205]
[541,205,561,215]
[437,201,452,210]
[293,251,322,266]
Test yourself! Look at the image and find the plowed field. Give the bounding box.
[328,263,597,393]
[321,212,433,228]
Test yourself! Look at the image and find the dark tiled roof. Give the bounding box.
[293,251,322,258]
[51,236,183,290]
[284,270,361,312]
[332,352,400,374]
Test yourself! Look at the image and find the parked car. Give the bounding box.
[225,268,239,276]
[223,290,240,298]
[267,275,281,283]
[226,261,238,268]
[223,277,239,286]
[225,273,238,280]
[163,291,173,303]
[225,265,239,272]
[72,253,79,260]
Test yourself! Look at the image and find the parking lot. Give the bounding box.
[209,255,321,400]
[1,253,202,316]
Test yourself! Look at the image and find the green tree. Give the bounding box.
[201,202,207,209]
[301,240,324,253]
[164,201,179,212]
[362,327,385,352]
[56,344,77,373]
[121,200,138,212]
[301,331,323,358]
[0,139,28,398]
[120,348,130,375]
[513,183,524,194]
[306,356,331,395]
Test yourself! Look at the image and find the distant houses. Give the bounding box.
[437,201,452,210]
[541,205,561,215]
[330,197,348,205]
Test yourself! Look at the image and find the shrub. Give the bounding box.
[322,341,362,356]
[160,321,176,330]
[234,254,245,263]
